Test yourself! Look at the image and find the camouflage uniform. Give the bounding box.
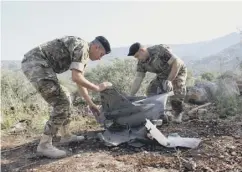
[21,36,90,136]
[136,44,187,115]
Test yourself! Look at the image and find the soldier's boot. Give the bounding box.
[172,112,183,123]
[59,124,85,144]
[37,134,67,158]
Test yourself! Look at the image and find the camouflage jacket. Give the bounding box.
[24,36,90,74]
[136,44,184,77]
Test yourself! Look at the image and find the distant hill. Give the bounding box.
[169,32,241,62]
[1,32,241,76]
[103,32,240,65]
[88,32,241,68]
[1,60,21,72]
[190,42,242,75]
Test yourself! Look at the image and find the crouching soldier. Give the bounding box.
[127,42,187,123]
[21,36,112,158]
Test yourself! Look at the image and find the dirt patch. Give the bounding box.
[1,104,242,172]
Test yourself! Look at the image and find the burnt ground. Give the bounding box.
[1,103,242,172]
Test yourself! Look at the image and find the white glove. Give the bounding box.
[162,80,173,92]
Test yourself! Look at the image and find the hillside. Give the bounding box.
[169,32,241,62]
[190,43,242,75]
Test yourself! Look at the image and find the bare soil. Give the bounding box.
[1,103,242,172]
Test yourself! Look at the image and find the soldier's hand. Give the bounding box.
[89,103,101,116]
[162,80,173,92]
[97,82,113,92]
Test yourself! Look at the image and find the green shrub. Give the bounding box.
[214,78,240,118]
[201,72,216,81]
[1,69,49,132]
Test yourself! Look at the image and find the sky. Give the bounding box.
[1,1,242,60]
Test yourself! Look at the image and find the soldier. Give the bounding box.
[21,36,112,158]
[127,42,187,123]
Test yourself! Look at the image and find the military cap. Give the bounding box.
[95,36,111,54]
[127,42,141,56]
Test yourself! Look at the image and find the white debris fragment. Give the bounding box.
[145,119,201,149]
[145,119,170,146]
[167,135,201,149]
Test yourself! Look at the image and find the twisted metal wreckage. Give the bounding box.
[92,88,201,149]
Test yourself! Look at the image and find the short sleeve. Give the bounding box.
[70,41,89,72]
[158,44,179,65]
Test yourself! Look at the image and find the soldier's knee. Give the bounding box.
[60,85,72,106]
[38,79,59,99]
[54,100,71,113]
[59,99,71,110]
[170,99,183,113]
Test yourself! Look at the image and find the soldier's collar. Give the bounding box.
[146,56,152,63]
[146,47,154,63]
[138,47,153,63]
[139,55,151,64]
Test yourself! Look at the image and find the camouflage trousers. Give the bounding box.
[21,47,71,136]
[146,66,187,115]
